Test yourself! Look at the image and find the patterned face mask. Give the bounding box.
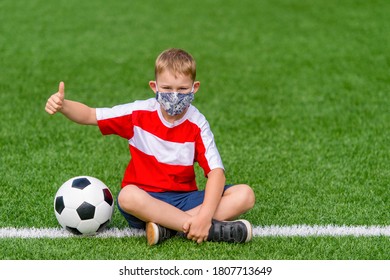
[155,84,195,116]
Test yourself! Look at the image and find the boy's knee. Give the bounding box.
[226,184,255,211]
[117,185,143,213]
[240,184,256,210]
[232,184,255,211]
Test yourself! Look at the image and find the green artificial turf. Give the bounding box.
[0,0,389,260]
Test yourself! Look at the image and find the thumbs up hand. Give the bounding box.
[45,81,65,115]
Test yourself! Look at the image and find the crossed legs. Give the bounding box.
[117,184,255,233]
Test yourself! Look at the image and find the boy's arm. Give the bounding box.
[45,82,97,125]
[198,168,226,221]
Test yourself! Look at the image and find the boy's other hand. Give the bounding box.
[183,215,211,244]
[45,81,65,115]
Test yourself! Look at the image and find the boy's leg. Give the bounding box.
[117,185,191,232]
[185,184,255,221]
[118,183,255,245]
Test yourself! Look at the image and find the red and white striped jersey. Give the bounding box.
[96,98,224,192]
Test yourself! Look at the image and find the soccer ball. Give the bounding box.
[54,176,114,235]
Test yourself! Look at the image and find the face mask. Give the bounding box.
[155,84,195,116]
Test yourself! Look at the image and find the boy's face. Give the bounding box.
[149,70,200,121]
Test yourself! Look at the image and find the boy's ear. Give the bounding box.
[149,81,157,93]
[193,81,200,94]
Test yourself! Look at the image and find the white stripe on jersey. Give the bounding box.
[129,126,195,166]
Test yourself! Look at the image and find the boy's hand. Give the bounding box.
[183,215,212,244]
[45,81,65,115]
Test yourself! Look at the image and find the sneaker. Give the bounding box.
[207,219,252,243]
[146,222,177,245]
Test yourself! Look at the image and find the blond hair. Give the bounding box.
[155,48,196,81]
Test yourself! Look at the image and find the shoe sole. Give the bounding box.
[237,219,252,243]
[146,222,159,246]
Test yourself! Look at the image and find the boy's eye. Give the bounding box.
[161,87,189,92]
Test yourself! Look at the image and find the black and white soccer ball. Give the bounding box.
[54,176,114,235]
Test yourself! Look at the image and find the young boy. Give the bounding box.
[45,48,255,245]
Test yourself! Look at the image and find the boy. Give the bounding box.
[45,48,255,245]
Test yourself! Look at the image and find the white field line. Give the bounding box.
[252,225,390,237]
[0,225,389,238]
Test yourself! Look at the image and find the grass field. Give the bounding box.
[0,0,389,260]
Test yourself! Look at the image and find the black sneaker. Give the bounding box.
[146,222,177,245]
[207,219,252,243]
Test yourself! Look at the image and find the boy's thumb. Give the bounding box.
[58,81,65,98]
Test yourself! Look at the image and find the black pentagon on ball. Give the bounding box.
[76,201,95,220]
[55,196,65,214]
[103,188,113,206]
[71,177,91,189]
